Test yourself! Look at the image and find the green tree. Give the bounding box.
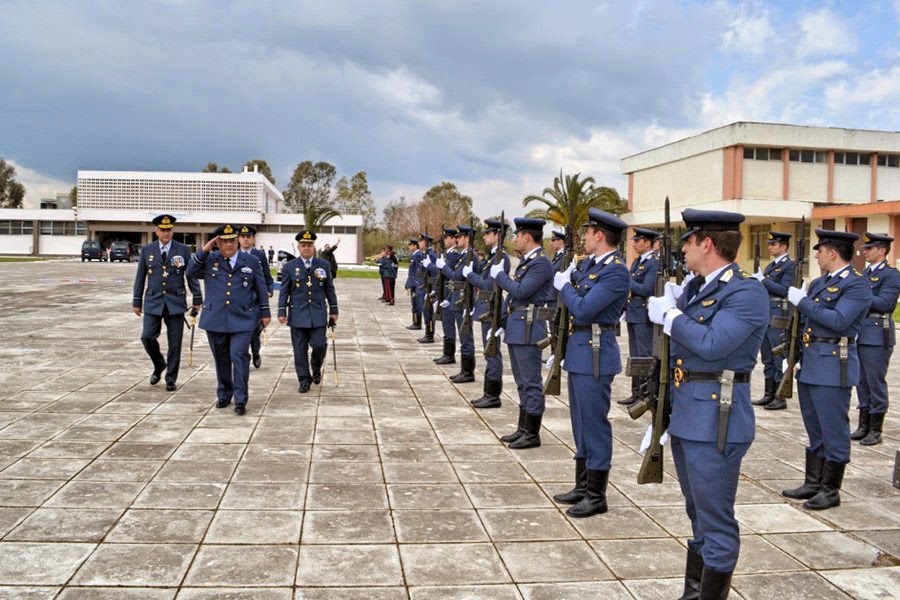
[334,171,376,229]
[0,158,25,209]
[417,181,477,237]
[243,159,275,186]
[69,185,77,207]
[283,160,341,231]
[202,162,232,173]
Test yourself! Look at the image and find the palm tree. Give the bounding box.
[302,201,341,232]
[523,172,627,230]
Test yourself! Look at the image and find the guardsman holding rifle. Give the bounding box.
[621,227,660,406]
[853,233,900,446]
[438,224,477,383]
[431,227,460,365]
[405,238,422,329]
[487,218,554,449]
[550,209,630,518]
[415,233,437,343]
[237,225,274,369]
[647,209,768,600]
[751,231,795,410]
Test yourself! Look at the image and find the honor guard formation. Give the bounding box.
[132,207,898,600]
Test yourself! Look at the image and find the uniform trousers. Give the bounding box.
[626,322,653,358]
[507,344,544,415]
[206,330,253,406]
[798,381,851,463]
[440,306,457,341]
[759,326,785,382]
[291,326,327,385]
[567,372,614,470]
[250,327,262,360]
[671,435,750,572]
[480,321,503,381]
[454,309,475,358]
[382,277,396,303]
[857,344,892,414]
[141,308,185,383]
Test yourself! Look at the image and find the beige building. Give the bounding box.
[621,122,900,276]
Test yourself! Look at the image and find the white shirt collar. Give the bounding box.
[699,264,731,293]
[521,246,541,262]
[638,249,653,261]
[869,261,885,271]
[828,264,851,279]
[773,252,788,264]
[593,250,616,265]
[159,242,170,254]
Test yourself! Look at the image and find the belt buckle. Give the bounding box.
[802,332,810,345]
[673,366,685,388]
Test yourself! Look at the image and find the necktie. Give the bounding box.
[306,260,311,270]
[161,248,167,264]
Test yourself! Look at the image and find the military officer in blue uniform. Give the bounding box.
[237,225,274,369]
[438,225,478,383]
[463,218,512,407]
[405,239,422,330]
[189,224,271,414]
[647,209,768,600]
[132,214,202,392]
[432,227,460,365]
[781,229,871,511]
[551,209,630,518]
[549,230,566,273]
[751,231,796,410]
[852,233,900,446]
[621,227,660,406]
[278,230,339,393]
[415,234,437,343]
[487,217,554,449]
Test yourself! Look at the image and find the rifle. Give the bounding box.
[627,197,674,484]
[328,321,339,386]
[435,223,446,319]
[188,307,198,367]
[543,200,575,396]
[460,217,476,334]
[772,217,806,402]
[484,212,505,358]
[753,234,761,274]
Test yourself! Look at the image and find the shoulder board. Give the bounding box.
[588,273,598,280]
[721,269,734,283]
[738,270,752,279]
[827,286,840,293]
[614,258,624,265]
[701,299,716,307]
[841,270,850,278]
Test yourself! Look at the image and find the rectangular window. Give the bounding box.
[879,155,887,166]
[40,221,52,235]
[0,221,10,235]
[860,154,871,166]
[834,152,845,164]
[815,151,826,163]
[890,155,900,168]
[789,150,800,162]
[743,147,754,159]
[846,152,859,165]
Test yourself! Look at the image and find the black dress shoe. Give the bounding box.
[471,396,501,409]
[150,371,163,385]
[253,356,262,369]
[299,382,310,393]
[616,395,637,406]
[166,382,177,392]
[313,372,321,385]
[234,404,246,415]
[216,399,231,408]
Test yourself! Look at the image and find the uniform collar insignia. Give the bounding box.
[701,299,716,307]
[720,269,734,283]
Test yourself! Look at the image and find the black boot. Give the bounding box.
[853,409,873,443]
[471,379,502,408]
[782,450,825,500]
[698,567,732,600]
[417,320,434,343]
[508,412,542,449]
[553,458,587,504]
[617,377,641,405]
[752,377,775,406]
[406,313,422,330]
[803,460,845,510]
[500,408,526,443]
[449,355,475,383]
[434,339,456,364]
[566,469,609,517]
[677,549,704,600]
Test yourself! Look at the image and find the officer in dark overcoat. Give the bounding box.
[132,214,202,391]
[621,226,659,406]
[237,225,274,369]
[278,230,339,393]
[189,224,271,414]
[404,239,421,329]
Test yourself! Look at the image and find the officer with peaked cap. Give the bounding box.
[237,224,274,369]
[278,230,339,393]
[405,238,422,329]
[438,224,478,383]
[415,233,438,343]
[621,226,660,406]
[133,214,202,391]
[189,224,271,414]
[487,217,554,449]
[647,208,768,599]
[551,209,630,518]
[750,231,795,410]
[781,229,871,510]
[431,226,461,365]
[852,233,900,445]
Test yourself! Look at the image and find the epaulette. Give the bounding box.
[721,269,734,283]
[841,270,851,279]
[614,258,624,265]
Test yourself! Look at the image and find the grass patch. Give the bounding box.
[893,303,900,323]
[334,269,382,279]
[0,256,49,262]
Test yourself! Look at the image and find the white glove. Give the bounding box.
[487,327,505,341]
[432,301,438,313]
[782,359,788,373]
[553,265,575,291]
[440,300,450,308]
[421,256,432,268]
[787,284,807,306]
[545,354,555,369]
[489,263,503,278]
[664,281,683,301]
[752,270,764,281]
[639,425,670,454]
[648,295,675,325]
[462,264,473,277]
[435,257,446,269]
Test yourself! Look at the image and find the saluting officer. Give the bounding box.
[189,224,271,414]
[781,229,872,511]
[551,209,630,518]
[405,239,422,330]
[621,227,660,406]
[132,214,202,391]
[853,233,900,445]
[647,209,768,600]
[431,227,460,365]
[487,218,554,449]
[463,218,511,408]
[751,231,795,410]
[237,225,274,369]
[437,225,477,383]
[415,233,437,343]
[278,231,339,393]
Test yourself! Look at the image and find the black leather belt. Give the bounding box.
[803,334,855,345]
[571,324,617,333]
[674,370,750,383]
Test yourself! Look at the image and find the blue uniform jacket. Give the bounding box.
[796,266,872,386]
[431,249,461,304]
[376,255,399,279]
[414,249,438,290]
[278,257,338,328]
[561,251,630,376]
[668,264,769,443]
[405,250,421,290]
[625,252,659,324]
[250,247,275,295]
[133,241,202,315]
[494,249,554,345]
[466,249,511,321]
[858,262,900,347]
[441,249,476,307]
[189,250,271,333]
[761,256,795,318]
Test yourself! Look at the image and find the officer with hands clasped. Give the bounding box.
[647,209,768,600]
[237,225,274,369]
[551,209,630,518]
[621,226,660,406]
[132,214,202,392]
[189,224,271,414]
[852,233,900,445]
[278,230,339,393]
[751,231,795,410]
[487,218,554,449]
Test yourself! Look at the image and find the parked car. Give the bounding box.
[109,240,136,262]
[276,249,296,282]
[81,240,107,262]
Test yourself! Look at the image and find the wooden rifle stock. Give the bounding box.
[484,213,505,358]
[543,218,574,397]
[773,217,806,402]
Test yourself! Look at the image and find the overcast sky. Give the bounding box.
[1,1,898,218]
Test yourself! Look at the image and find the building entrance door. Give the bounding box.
[849,217,867,273]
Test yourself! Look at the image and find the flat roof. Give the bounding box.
[77,169,283,199]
